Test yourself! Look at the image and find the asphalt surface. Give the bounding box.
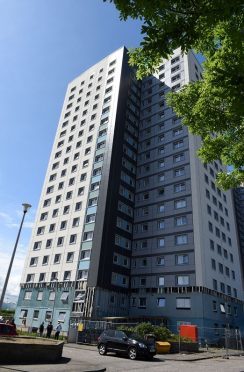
[0,343,244,372]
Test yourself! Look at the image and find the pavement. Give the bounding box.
[65,342,244,361]
[0,342,244,372]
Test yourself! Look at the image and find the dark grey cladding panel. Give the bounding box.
[87,48,136,289]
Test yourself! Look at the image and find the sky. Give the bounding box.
[0,0,143,300]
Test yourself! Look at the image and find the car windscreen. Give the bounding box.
[124,332,145,343]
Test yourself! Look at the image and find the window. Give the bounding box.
[72,217,80,227]
[176,254,189,265]
[26,274,34,282]
[56,311,66,323]
[213,279,218,290]
[174,153,184,163]
[158,160,165,168]
[32,310,39,320]
[49,173,57,181]
[176,297,191,309]
[157,256,165,266]
[37,291,43,301]
[80,173,87,181]
[43,199,51,207]
[177,276,189,285]
[175,216,187,226]
[63,271,71,281]
[39,273,45,282]
[158,276,165,286]
[175,199,186,209]
[49,223,55,232]
[158,173,165,182]
[63,205,70,214]
[158,204,165,213]
[67,252,74,262]
[55,195,61,203]
[75,202,82,211]
[86,214,96,223]
[174,168,185,177]
[57,237,64,246]
[33,241,41,250]
[45,311,52,322]
[68,178,75,187]
[220,282,225,293]
[173,127,183,136]
[51,272,58,281]
[158,237,165,247]
[49,291,55,301]
[173,140,183,149]
[140,278,146,286]
[24,291,32,300]
[140,258,147,267]
[83,231,93,241]
[30,257,38,267]
[157,298,166,307]
[42,255,49,265]
[211,259,216,270]
[69,234,77,244]
[20,309,28,318]
[157,220,165,230]
[66,191,73,200]
[175,234,188,245]
[54,254,61,264]
[139,298,146,308]
[174,183,185,193]
[88,198,97,206]
[46,239,52,248]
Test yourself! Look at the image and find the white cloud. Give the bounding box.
[0,246,27,298]
[0,212,12,224]
[23,221,34,229]
[5,221,34,229]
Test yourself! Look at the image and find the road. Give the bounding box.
[0,344,244,372]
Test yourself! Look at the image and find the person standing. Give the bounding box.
[39,322,44,337]
[10,319,16,331]
[55,321,62,340]
[46,322,53,338]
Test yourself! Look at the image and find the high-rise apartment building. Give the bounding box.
[233,187,244,283]
[15,47,244,335]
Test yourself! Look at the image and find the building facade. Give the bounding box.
[233,187,244,283]
[15,47,244,335]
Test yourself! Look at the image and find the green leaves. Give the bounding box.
[105,0,244,189]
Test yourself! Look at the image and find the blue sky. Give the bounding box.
[0,0,143,299]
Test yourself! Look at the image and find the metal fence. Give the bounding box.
[68,318,243,356]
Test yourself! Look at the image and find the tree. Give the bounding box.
[104,0,244,189]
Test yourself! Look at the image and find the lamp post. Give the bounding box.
[0,203,31,310]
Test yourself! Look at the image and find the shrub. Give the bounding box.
[118,322,172,341]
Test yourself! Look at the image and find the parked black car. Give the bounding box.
[97,329,156,360]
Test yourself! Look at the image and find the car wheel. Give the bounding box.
[98,343,107,355]
[128,347,137,360]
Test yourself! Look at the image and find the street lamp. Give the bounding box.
[0,203,31,310]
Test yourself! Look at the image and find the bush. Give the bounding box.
[118,322,172,341]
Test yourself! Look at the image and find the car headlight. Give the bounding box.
[138,342,147,348]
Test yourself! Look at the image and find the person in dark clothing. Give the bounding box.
[39,322,44,337]
[10,319,16,331]
[46,322,53,338]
